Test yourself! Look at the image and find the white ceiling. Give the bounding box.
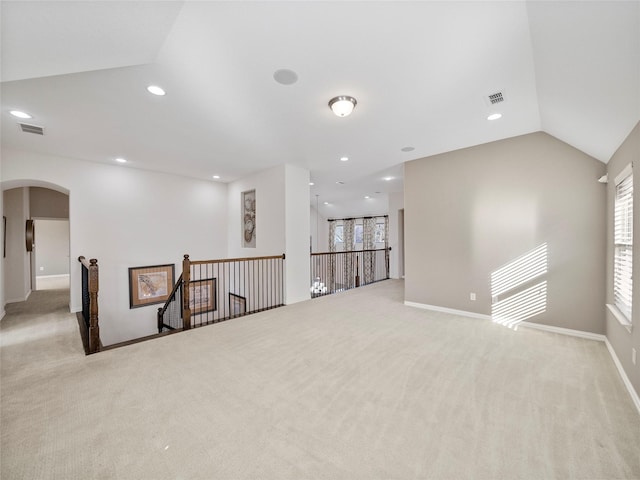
[1,1,638,219]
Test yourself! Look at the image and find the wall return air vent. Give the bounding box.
[19,123,44,135]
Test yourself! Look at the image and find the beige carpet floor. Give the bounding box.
[1,280,639,480]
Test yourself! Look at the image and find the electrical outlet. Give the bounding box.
[39,266,44,271]
[470,293,476,301]
[633,348,637,366]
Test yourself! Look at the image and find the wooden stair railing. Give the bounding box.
[157,253,286,333]
[77,256,100,354]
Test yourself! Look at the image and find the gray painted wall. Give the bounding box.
[605,121,640,399]
[404,132,606,334]
[34,219,70,276]
[3,187,32,303]
[30,187,69,219]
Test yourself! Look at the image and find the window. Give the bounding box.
[334,225,343,244]
[613,165,633,323]
[374,223,385,243]
[354,225,363,244]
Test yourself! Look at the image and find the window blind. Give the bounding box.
[614,167,633,322]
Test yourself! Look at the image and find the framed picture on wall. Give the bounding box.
[229,293,246,318]
[129,264,175,308]
[189,278,216,314]
[242,189,256,248]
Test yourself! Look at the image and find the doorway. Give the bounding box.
[33,219,70,291]
[398,209,405,278]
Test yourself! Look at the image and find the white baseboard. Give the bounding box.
[519,321,606,342]
[5,289,31,304]
[404,301,491,320]
[604,338,640,416]
[405,299,639,415]
[36,274,70,279]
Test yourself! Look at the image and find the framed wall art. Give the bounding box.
[229,293,246,318]
[189,278,216,314]
[129,264,175,309]
[242,189,256,248]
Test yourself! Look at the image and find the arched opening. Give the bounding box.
[2,180,70,310]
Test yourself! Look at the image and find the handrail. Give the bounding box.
[157,273,183,332]
[77,256,100,354]
[311,248,389,256]
[310,247,391,297]
[189,253,285,265]
[157,253,287,334]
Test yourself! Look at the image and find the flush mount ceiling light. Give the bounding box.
[115,157,127,163]
[213,175,220,179]
[147,85,166,96]
[328,96,357,117]
[309,182,315,186]
[487,113,502,121]
[340,157,349,162]
[10,110,32,119]
[383,176,394,181]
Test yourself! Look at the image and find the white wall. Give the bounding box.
[310,205,329,253]
[227,164,311,304]
[3,187,31,303]
[285,164,310,304]
[34,219,69,277]
[227,165,285,258]
[388,191,404,279]
[2,149,228,345]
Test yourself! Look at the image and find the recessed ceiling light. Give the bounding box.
[10,110,32,119]
[401,146,415,152]
[213,175,220,179]
[309,182,315,186]
[273,69,298,85]
[323,201,329,205]
[487,113,502,121]
[383,176,393,181]
[364,196,371,199]
[340,157,349,162]
[336,181,345,185]
[147,85,166,96]
[115,158,127,163]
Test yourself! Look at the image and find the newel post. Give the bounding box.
[182,254,191,330]
[88,258,100,354]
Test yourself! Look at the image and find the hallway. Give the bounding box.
[1,287,84,373]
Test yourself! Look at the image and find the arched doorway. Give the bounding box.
[2,180,70,311]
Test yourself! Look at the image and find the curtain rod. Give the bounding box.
[328,215,388,222]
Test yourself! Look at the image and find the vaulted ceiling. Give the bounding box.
[1,1,638,218]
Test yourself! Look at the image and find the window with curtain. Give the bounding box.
[614,164,633,323]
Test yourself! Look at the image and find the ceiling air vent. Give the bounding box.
[486,91,505,105]
[19,123,44,135]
